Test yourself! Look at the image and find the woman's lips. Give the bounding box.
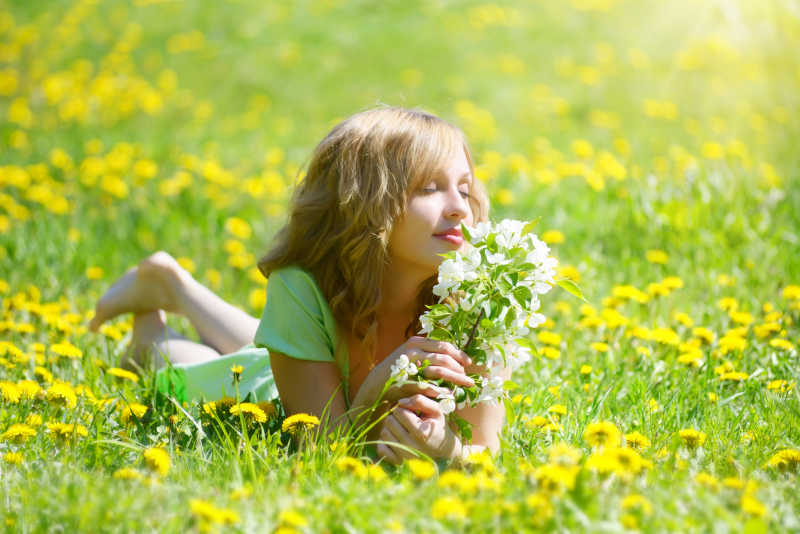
[434,230,464,246]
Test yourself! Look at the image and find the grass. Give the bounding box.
[1,0,799,532]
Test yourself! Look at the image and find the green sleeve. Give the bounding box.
[253,267,338,363]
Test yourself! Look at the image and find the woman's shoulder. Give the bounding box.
[267,265,324,301]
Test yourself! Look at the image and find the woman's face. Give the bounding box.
[388,149,475,277]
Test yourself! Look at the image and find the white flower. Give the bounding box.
[486,251,511,265]
[476,375,505,404]
[469,221,491,243]
[495,219,526,248]
[389,354,418,383]
[419,314,434,335]
[438,391,456,414]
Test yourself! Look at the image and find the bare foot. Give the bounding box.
[89,251,189,332]
[120,310,169,372]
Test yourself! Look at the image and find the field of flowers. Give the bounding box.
[1,0,799,532]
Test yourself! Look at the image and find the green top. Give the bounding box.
[155,266,350,405]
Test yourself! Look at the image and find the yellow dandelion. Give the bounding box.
[143,447,170,477]
[621,494,652,515]
[645,249,668,264]
[764,449,800,471]
[224,217,252,240]
[230,364,243,381]
[719,371,748,382]
[0,381,21,403]
[50,341,82,359]
[678,428,707,449]
[230,402,267,424]
[25,414,43,427]
[767,380,793,393]
[590,342,610,353]
[533,463,580,494]
[769,338,795,351]
[1,423,37,443]
[281,413,320,433]
[537,331,562,345]
[46,422,88,440]
[406,458,436,480]
[431,495,468,520]
[624,431,651,449]
[3,452,23,465]
[695,472,720,491]
[85,266,104,280]
[16,380,41,399]
[525,492,554,524]
[781,285,800,300]
[257,400,278,420]
[583,421,621,448]
[740,494,767,517]
[107,367,140,383]
[547,443,582,466]
[113,468,143,480]
[540,346,561,360]
[120,403,149,425]
[692,327,714,344]
[547,404,567,417]
[189,499,240,526]
[722,477,745,490]
[45,382,77,409]
[230,485,253,500]
[541,230,565,244]
[335,456,368,479]
[278,508,308,528]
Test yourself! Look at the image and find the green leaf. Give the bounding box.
[461,222,472,243]
[522,218,540,235]
[452,414,473,442]
[430,327,453,341]
[556,278,587,302]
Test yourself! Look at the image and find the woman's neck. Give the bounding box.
[378,261,431,323]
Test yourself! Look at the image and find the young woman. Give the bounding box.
[89,106,508,462]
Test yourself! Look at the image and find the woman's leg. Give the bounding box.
[90,251,260,355]
[123,310,222,371]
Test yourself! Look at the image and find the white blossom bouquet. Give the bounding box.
[389,219,582,439]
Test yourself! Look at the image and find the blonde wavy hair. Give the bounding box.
[258,106,489,359]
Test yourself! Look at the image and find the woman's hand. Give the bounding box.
[375,336,476,404]
[350,336,477,442]
[376,393,462,463]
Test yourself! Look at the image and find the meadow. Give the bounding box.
[1,0,799,532]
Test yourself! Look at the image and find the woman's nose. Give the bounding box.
[445,188,470,220]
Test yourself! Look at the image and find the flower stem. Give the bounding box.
[463,308,484,351]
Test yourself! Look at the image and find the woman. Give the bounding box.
[89,106,508,462]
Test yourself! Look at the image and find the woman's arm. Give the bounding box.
[269,351,350,430]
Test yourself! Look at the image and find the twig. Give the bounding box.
[463,308,484,351]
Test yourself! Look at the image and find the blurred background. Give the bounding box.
[0,0,798,315]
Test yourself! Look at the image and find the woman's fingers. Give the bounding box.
[422,364,475,387]
[376,443,400,465]
[407,336,472,368]
[397,394,444,418]
[380,416,418,461]
[404,350,475,387]
[395,382,448,399]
